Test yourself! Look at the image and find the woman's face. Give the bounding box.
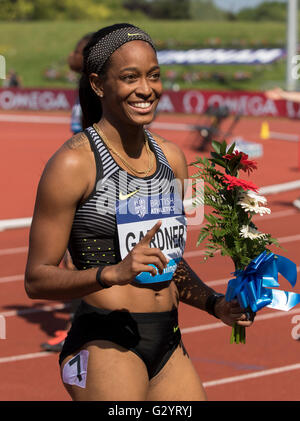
[97,40,162,127]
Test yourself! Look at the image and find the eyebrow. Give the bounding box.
[119,65,160,73]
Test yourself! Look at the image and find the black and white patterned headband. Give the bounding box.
[86,26,156,75]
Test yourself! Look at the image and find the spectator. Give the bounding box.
[3,69,22,88]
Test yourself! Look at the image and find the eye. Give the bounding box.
[149,71,160,80]
[121,74,138,83]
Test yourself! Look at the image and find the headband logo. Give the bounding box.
[128,33,142,37]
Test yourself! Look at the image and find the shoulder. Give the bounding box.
[149,131,188,179]
[64,131,90,151]
[38,131,93,201]
[46,131,91,175]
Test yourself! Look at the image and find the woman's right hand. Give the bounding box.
[265,87,284,100]
[101,221,169,287]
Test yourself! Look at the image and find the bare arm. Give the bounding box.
[25,134,168,300]
[265,87,300,103]
[153,133,254,326]
[24,136,106,300]
[152,133,219,306]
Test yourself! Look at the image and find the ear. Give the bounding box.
[89,73,104,98]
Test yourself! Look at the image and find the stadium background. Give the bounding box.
[1,0,300,402]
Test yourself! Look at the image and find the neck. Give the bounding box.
[96,118,146,157]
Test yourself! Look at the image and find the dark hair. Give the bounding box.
[79,23,141,129]
[79,23,155,129]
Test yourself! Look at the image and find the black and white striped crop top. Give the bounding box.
[68,125,179,270]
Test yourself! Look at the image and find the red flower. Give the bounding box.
[222,174,259,192]
[223,151,257,175]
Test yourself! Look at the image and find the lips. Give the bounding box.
[128,101,154,113]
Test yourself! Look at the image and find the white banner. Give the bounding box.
[157,48,284,65]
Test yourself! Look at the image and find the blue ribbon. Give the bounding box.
[225,251,299,312]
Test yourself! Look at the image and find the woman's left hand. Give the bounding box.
[214,297,255,327]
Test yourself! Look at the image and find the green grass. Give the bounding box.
[0,20,298,91]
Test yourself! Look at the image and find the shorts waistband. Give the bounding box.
[77,300,178,323]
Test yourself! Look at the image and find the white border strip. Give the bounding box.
[203,362,300,388]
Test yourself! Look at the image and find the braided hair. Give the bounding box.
[79,23,156,129]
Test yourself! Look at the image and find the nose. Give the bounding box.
[135,77,152,98]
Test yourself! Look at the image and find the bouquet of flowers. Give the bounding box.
[190,140,298,343]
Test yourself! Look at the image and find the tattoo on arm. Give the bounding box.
[65,132,89,150]
[173,259,216,311]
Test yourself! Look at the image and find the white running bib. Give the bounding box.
[116,193,187,283]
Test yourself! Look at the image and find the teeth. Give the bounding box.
[131,102,151,109]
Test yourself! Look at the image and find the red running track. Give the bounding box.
[0,110,300,401]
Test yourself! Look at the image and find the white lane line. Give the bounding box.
[0,217,31,232]
[0,302,70,318]
[260,179,300,195]
[0,206,299,254]
[184,233,300,259]
[0,274,24,283]
[0,351,54,364]
[188,209,299,232]
[203,362,300,388]
[1,264,299,287]
[0,246,28,256]
[253,209,298,220]
[205,265,300,288]
[0,114,70,124]
[1,349,300,395]
[1,313,300,393]
[181,307,300,334]
[2,232,300,259]
[1,350,300,394]
[2,276,299,323]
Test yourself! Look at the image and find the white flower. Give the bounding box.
[240,225,267,240]
[243,190,267,204]
[237,190,271,215]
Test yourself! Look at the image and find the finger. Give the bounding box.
[139,220,162,246]
[142,247,169,267]
[237,320,253,327]
[140,256,166,275]
[135,263,158,277]
[228,301,246,314]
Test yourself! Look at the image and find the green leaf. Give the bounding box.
[209,158,228,169]
[220,140,227,155]
[212,140,221,153]
[210,151,222,159]
[226,142,236,155]
[197,231,210,246]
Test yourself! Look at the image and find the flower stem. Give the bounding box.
[230,323,246,344]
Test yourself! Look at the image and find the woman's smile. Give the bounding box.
[128,100,154,114]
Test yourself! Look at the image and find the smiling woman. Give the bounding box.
[24,22,253,402]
